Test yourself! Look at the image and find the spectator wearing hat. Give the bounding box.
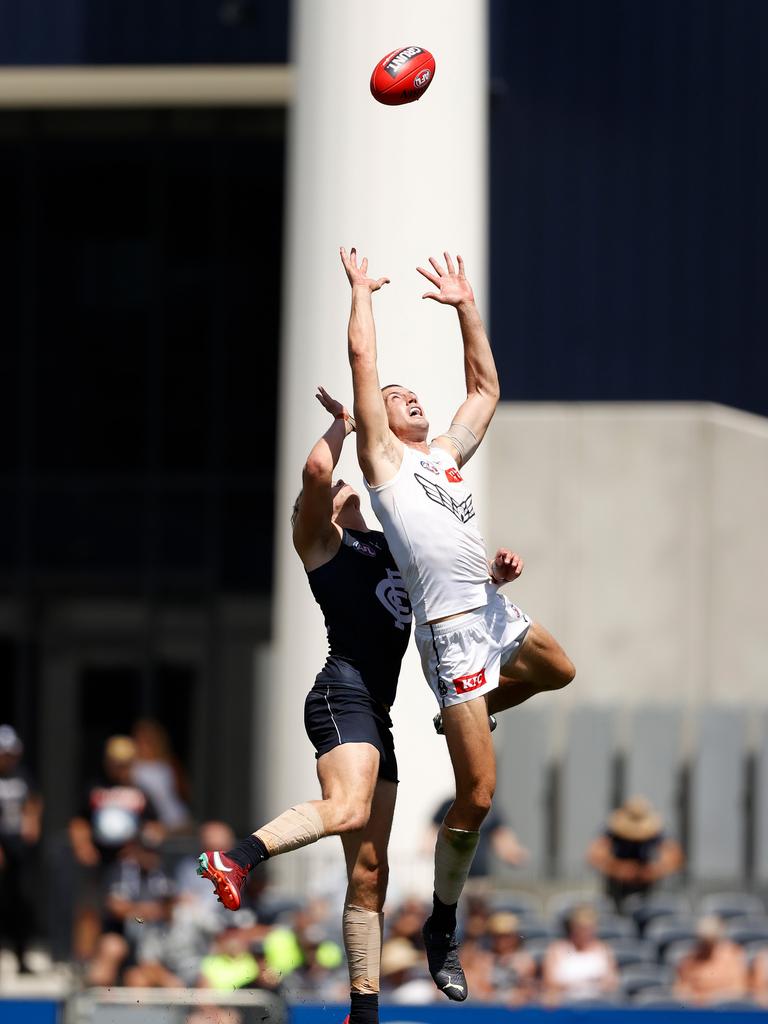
[587,795,683,910]
[674,915,749,1006]
[459,911,536,1004]
[0,725,43,973]
[379,938,435,1004]
[69,735,162,960]
[542,905,618,1005]
[485,912,537,1004]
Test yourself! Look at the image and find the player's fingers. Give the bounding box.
[444,252,456,275]
[376,277,391,288]
[457,254,466,277]
[417,266,441,288]
[422,291,440,301]
[350,247,358,268]
[361,256,368,274]
[428,255,444,276]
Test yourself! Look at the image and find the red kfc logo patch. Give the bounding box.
[453,668,487,695]
[445,467,463,483]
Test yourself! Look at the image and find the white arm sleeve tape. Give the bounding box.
[442,422,480,466]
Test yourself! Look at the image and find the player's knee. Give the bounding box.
[336,803,371,834]
[350,858,388,909]
[455,782,494,825]
[552,654,576,690]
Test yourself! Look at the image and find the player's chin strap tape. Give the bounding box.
[343,904,384,994]
[433,823,481,905]
[442,421,480,466]
[255,802,325,857]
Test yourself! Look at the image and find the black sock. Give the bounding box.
[348,992,378,1024]
[225,834,270,870]
[429,892,458,934]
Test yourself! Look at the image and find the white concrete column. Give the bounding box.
[263,0,489,887]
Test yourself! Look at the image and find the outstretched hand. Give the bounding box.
[340,247,390,293]
[417,252,475,306]
[316,385,355,431]
[490,548,524,584]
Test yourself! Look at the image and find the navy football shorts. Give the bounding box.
[304,682,398,784]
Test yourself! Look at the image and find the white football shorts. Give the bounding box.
[415,592,531,708]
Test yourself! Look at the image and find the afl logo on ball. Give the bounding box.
[414,69,431,89]
[384,45,424,78]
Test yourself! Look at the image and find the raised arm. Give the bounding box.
[292,386,353,566]
[418,253,500,466]
[340,246,402,486]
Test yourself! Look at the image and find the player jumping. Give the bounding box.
[340,245,575,1002]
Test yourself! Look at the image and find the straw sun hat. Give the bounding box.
[608,795,662,842]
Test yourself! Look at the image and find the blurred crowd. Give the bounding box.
[3,721,768,1009]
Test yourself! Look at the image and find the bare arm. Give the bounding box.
[340,247,402,485]
[419,253,500,466]
[292,387,353,567]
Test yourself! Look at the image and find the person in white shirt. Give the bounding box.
[340,246,575,1001]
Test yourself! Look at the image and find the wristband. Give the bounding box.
[335,412,356,432]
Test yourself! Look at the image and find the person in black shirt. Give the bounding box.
[0,725,43,973]
[587,795,684,911]
[198,388,412,1024]
[69,735,161,960]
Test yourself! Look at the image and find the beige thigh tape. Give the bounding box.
[255,802,325,856]
[343,903,383,994]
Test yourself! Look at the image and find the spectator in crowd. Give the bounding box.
[387,896,430,950]
[425,795,528,884]
[587,795,683,910]
[674,915,749,1006]
[542,905,618,1004]
[751,948,768,1007]
[379,938,434,1004]
[482,912,537,1005]
[132,719,192,832]
[199,927,261,990]
[0,724,43,974]
[69,735,162,960]
[86,835,179,987]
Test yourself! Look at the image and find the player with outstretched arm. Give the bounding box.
[340,245,575,1002]
[197,384,527,1024]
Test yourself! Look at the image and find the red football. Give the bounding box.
[370,45,436,106]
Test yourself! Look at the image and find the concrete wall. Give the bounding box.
[485,402,768,708]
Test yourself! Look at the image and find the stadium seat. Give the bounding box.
[488,890,542,918]
[619,963,675,998]
[625,705,683,834]
[495,707,553,878]
[662,937,697,965]
[755,710,768,886]
[520,935,551,965]
[623,892,692,935]
[700,891,766,920]
[690,707,748,880]
[645,916,698,958]
[546,890,612,927]
[557,707,617,878]
[514,918,554,941]
[595,914,635,940]
[727,917,768,946]
[608,937,656,967]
